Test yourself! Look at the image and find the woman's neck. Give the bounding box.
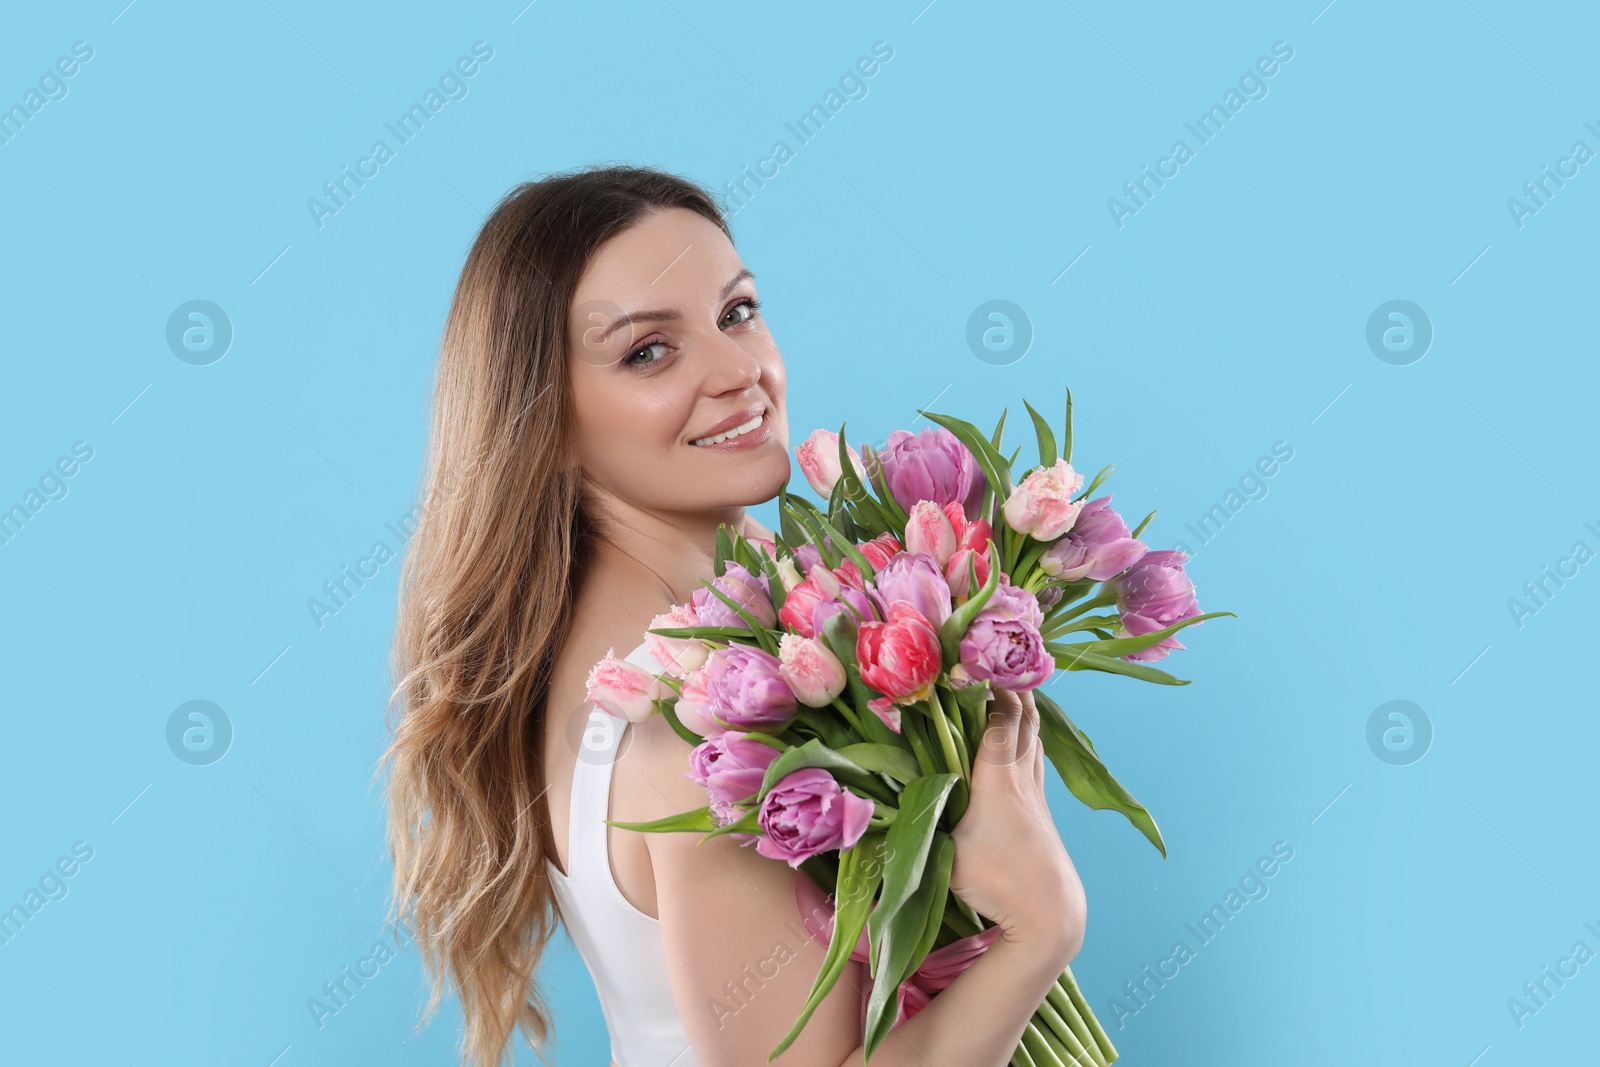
[588,499,755,607]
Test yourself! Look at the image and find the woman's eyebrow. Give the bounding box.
[601,268,756,341]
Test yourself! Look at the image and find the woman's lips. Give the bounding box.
[688,410,773,451]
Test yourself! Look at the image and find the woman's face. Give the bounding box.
[566,207,790,516]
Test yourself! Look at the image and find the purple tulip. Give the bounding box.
[793,542,823,574]
[687,731,783,825]
[1039,495,1148,582]
[958,613,1053,691]
[755,767,875,868]
[1111,550,1201,662]
[676,645,798,735]
[690,562,776,630]
[871,551,953,628]
[874,427,987,520]
[979,580,1045,628]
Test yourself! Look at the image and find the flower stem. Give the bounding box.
[925,687,969,782]
[1043,589,1117,636]
[1059,966,1116,1061]
[829,697,866,738]
[1045,977,1104,1065]
[1020,1021,1069,1067]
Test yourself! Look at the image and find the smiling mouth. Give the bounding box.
[690,411,766,447]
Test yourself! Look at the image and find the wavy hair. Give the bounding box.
[378,164,730,1067]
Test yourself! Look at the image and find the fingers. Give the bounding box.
[978,688,1021,768]
[1032,715,1045,790]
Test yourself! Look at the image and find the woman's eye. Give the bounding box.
[622,341,669,367]
[721,298,760,328]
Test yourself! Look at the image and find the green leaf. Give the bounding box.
[990,407,1008,451]
[1023,398,1057,469]
[862,774,960,1057]
[836,743,921,784]
[780,494,807,545]
[906,831,955,966]
[729,526,765,577]
[860,443,910,526]
[714,523,734,576]
[937,540,1004,663]
[768,834,887,1063]
[647,624,756,642]
[1129,509,1155,540]
[656,699,705,747]
[835,424,893,536]
[1034,690,1166,857]
[1049,612,1122,636]
[605,806,718,834]
[1074,463,1113,503]
[1050,645,1188,685]
[1062,386,1074,464]
[699,581,779,656]
[789,493,875,583]
[1054,611,1235,659]
[863,836,953,1060]
[783,492,846,570]
[754,738,896,807]
[701,804,761,841]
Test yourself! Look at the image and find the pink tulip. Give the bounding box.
[778,564,842,638]
[584,648,668,722]
[794,429,866,497]
[856,601,942,732]
[645,602,710,678]
[905,500,958,566]
[860,533,904,570]
[1002,458,1086,541]
[777,633,847,708]
[755,767,874,867]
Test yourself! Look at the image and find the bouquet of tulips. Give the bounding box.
[590,394,1231,1066]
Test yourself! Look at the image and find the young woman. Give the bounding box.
[381,165,1087,1067]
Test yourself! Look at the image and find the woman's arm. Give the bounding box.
[638,686,1080,1067]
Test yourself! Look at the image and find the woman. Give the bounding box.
[381,164,1086,1067]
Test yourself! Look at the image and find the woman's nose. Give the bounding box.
[699,329,762,395]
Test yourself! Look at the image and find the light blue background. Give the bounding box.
[2,1,1595,1064]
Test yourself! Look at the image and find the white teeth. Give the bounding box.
[691,412,764,446]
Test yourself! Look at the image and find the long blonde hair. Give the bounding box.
[378,164,731,1067]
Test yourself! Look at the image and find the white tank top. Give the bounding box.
[548,639,702,1067]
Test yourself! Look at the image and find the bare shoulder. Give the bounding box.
[546,548,677,721]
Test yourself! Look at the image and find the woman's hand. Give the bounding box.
[947,687,1086,965]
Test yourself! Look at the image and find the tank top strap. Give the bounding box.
[565,638,663,886]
